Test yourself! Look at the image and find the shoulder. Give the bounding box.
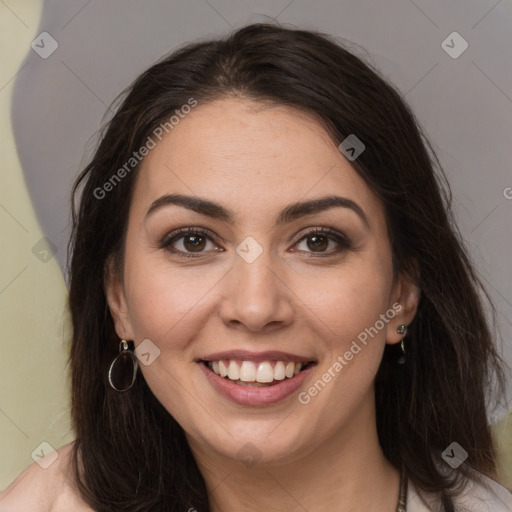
[0,442,94,512]
[455,468,512,511]
[408,466,512,512]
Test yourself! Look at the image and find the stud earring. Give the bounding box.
[108,339,138,391]
[397,324,408,364]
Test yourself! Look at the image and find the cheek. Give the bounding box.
[123,253,217,337]
[291,274,391,435]
[292,254,393,343]
[121,255,219,421]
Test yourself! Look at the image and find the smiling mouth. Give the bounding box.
[202,359,317,387]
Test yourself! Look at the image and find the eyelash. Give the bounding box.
[159,226,353,259]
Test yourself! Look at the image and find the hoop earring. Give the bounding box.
[108,339,138,391]
[397,324,408,365]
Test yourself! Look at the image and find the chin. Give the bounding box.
[193,418,316,468]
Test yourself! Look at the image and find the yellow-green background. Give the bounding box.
[0,0,74,490]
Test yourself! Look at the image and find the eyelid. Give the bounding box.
[159,226,221,248]
[294,225,350,243]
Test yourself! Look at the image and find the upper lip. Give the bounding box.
[198,350,316,364]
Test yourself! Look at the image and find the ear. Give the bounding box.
[104,255,135,341]
[385,270,421,345]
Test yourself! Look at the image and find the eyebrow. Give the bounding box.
[146,193,370,229]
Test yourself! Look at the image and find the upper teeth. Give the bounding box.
[209,360,304,383]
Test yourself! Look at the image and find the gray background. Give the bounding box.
[10,0,512,417]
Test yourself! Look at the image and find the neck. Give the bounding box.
[188,392,401,512]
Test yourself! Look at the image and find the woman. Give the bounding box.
[1,22,511,512]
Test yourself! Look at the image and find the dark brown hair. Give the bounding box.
[68,22,506,511]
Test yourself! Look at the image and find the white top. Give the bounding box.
[408,467,512,511]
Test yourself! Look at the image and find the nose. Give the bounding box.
[218,248,295,333]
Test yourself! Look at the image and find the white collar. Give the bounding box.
[406,467,512,511]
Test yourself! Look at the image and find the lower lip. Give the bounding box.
[199,362,315,406]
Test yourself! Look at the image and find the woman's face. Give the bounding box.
[106,97,418,467]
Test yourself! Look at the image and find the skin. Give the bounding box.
[105,97,420,511]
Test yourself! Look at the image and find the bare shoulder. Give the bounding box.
[0,442,94,512]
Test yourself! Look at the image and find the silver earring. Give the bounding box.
[108,339,138,391]
[397,324,407,364]
[397,324,407,335]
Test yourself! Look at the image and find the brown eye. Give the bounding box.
[294,228,352,256]
[183,234,206,252]
[306,234,329,252]
[160,228,220,257]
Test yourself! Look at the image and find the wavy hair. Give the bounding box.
[68,22,506,511]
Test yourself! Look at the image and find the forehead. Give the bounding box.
[132,98,384,229]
